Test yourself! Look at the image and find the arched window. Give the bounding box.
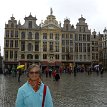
[35,32,39,39]
[27,54,33,59]
[21,32,25,39]
[35,54,39,59]
[28,43,33,51]
[21,54,25,59]
[28,32,32,39]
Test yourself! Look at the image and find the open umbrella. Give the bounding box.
[17,65,25,69]
[94,65,99,68]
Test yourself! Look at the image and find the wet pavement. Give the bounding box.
[0,72,107,107]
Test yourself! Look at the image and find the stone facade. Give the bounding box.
[4,10,99,71]
[101,28,107,70]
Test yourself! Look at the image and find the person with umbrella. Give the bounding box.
[11,66,17,77]
[17,65,24,82]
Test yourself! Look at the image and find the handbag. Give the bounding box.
[42,85,47,107]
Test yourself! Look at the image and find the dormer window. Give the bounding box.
[66,24,68,31]
[11,23,14,27]
[29,21,32,28]
[94,35,96,38]
[79,27,81,32]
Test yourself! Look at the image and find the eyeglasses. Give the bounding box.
[29,71,39,75]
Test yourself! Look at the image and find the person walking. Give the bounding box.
[49,68,52,78]
[52,69,56,81]
[17,68,22,82]
[11,66,17,77]
[100,67,104,76]
[15,64,53,107]
[74,65,77,77]
[45,66,49,78]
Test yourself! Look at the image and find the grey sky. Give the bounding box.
[0,0,107,55]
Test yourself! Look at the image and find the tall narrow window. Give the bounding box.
[11,23,14,27]
[6,40,9,47]
[83,27,85,32]
[94,35,96,38]
[21,41,25,51]
[66,24,68,31]
[62,47,65,52]
[43,42,47,52]
[62,55,65,60]
[43,33,47,39]
[5,51,8,59]
[35,32,39,39]
[14,51,17,59]
[10,40,13,47]
[83,34,86,41]
[10,51,13,59]
[21,32,25,39]
[11,30,14,37]
[75,43,78,52]
[62,34,65,39]
[55,33,59,40]
[49,42,53,51]
[6,30,9,38]
[75,34,78,41]
[27,54,33,59]
[28,43,33,51]
[15,31,18,37]
[29,21,32,28]
[62,40,65,46]
[50,33,53,39]
[35,54,39,59]
[79,43,82,52]
[43,54,47,59]
[21,54,25,59]
[79,27,81,32]
[79,34,82,41]
[83,43,86,52]
[70,34,73,39]
[87,43,90,52]
[35,42,39,51]
[15,40,18,47]
[87,35,90,41]
[55,54,59,59]
[28,32,32,39]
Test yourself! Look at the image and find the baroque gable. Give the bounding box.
[41,9,61,30]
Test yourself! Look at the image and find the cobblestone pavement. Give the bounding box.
[0,72,107,107]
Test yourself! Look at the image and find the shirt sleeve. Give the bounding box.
[44,86,53,107]
[15,88,24,107]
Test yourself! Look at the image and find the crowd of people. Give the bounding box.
[3,63,105,83]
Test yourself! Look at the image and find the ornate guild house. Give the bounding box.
[4,9,99,71]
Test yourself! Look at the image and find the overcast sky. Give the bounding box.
[0,0,107,56]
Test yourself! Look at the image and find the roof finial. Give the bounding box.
[18,20,21,25]
[81,14,83,17]
[50,8,53,15]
